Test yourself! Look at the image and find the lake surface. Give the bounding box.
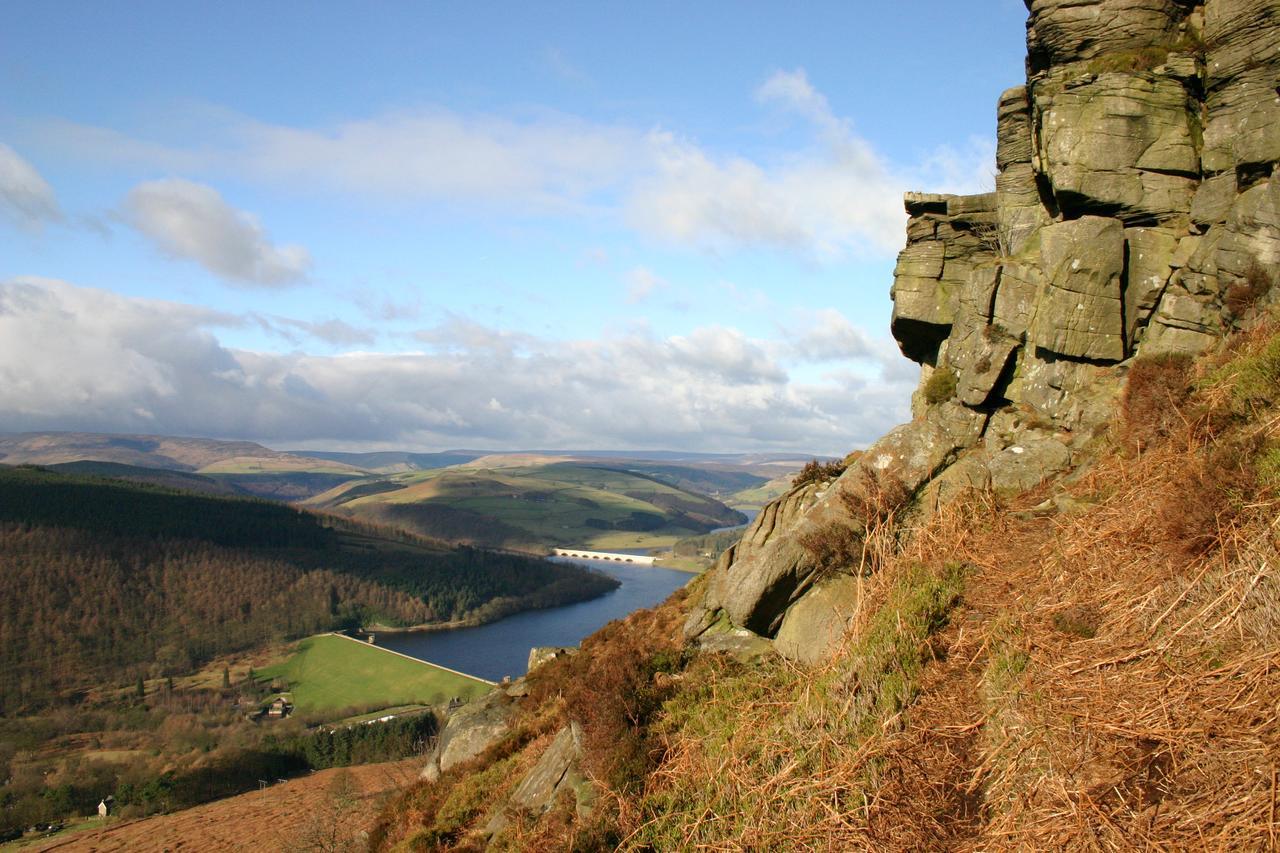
[376,558,694,682]
[711,507,759,534]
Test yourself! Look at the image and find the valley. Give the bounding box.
[0,433,802,546]
[0,438,806,841]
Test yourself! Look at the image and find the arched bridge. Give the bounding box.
[551,548,656,566]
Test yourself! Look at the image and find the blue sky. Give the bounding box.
[1,2,1028,454]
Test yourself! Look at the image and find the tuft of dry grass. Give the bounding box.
[792,457,849,488]
[1121,353,1194,452]
[1225,261,1277,320]
[797,469,913,579]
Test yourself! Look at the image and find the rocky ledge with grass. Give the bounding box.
[685,0,1280,665]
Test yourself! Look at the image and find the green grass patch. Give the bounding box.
[981,616,1031,704]
[255,634,490,715]
[922,366,958,404]
[728,473,799,509]
[1205,331,1280,414]
[631,562,965,848]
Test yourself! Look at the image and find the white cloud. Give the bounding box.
[786,308,880,362]
[627,69,994,256]
[627,129,906,255]
[29,69,994,260]
[123,179,311,286]
[261,316,376,347]
[0,143,62,227]
[0,278,915,454]
[755,68,843,134]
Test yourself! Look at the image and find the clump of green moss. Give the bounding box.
[922,367,958,404]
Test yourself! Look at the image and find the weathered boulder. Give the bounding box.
[922,428,1073,505]
[892,192,1002,364]
[773,573,860,665]
[1154,287,1223,332]
[1034,72,1199,222]
[993,260,1047,339]
[895,242,945,279]
[1031,216,1128,360]
[421,691,513,782]
[486,724,589,836]
[984,433,1073,494]
[946,318,1021,408]
[693,405,986,638]
[1216,177,1280,275]
[527,646,576,674]
[998,86,1054,254]
[998,86,1036,169]
[1025,0,1195,74]
[1008,348,1123,429]
[688,481,823,638]
[696,623,776,662]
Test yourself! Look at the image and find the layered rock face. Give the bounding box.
[687,0,1280,663]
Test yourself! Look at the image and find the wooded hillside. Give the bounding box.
[0,467,616,712]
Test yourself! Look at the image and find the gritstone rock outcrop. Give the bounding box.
[686,0,1280,664]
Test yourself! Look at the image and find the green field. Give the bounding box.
[256,634,491,714]
[726,472,797,509]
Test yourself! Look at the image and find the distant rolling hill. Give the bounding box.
[305,461,749,551]
[283,450,485,473]
[0,431,296,470]
[0,430,811,515]
[0,432,369,500]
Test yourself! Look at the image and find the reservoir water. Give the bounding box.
[376,558,695,682]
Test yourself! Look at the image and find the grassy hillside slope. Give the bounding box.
[371,320,1280,850]
[307,462,748,551]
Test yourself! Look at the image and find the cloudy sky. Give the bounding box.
[1,2,1027,455]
